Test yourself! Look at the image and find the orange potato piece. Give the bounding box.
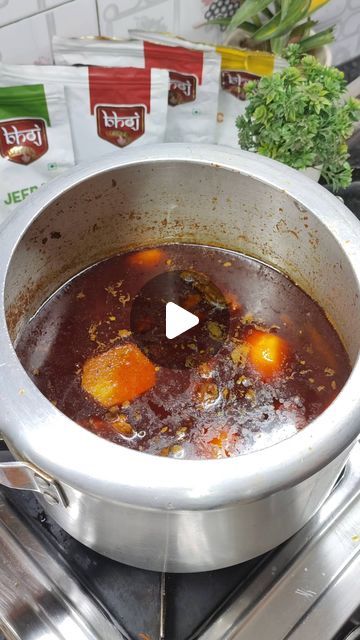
[82,343,156,407]
[127,248,166,268]
[246,330,288,378]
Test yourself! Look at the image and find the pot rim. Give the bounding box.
[1,143,360,510]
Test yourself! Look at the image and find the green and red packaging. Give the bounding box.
[0,64,169,164]
[0,82,74,224]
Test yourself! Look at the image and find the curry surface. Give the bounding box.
[16,244,351,459]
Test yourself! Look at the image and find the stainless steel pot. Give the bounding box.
[1,144,360,573]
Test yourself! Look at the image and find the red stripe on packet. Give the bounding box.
[88,66,153,113]
[143,41,204,85]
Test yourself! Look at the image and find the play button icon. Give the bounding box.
[166,302,199,339]
[130,269,230,369]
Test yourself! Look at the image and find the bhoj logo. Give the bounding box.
[96,105,145,147]
[168,72,197,107]
[0,118,48,164]
[221,71,260,101]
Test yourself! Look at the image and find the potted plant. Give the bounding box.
[236,45,360,191]
[202,0,334,62]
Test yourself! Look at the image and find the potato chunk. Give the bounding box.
[246,330,288,378]
[127,248,166,268]
[82,343,156,407]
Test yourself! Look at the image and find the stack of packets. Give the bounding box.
[0,32,286,223]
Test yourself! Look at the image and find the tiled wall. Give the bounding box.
[96,0,221,47]
[0,0,99,64]
[0,0,359,66]
[315,0,360,66]
[96,0,360,66]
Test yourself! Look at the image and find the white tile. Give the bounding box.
[0,16,51,64]
[176,0,224,44]
[52,0,98,36]
[0,0,99,65]
[97,0,175,38]
[316,0,360,64]
[0,0,73,28]
[97,0,223,44]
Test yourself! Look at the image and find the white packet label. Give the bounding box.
[53,36,146,67]
[128,31,216,52]
[0,64,169,164]
[52,34,221,144]
[0,81,75,225]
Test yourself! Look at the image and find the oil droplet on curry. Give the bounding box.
[16,244,351,460]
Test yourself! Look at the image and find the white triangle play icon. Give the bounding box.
[166,302,199,340]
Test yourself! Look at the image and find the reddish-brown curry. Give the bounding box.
[16,244,351,459]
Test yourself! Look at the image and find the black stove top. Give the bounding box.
[2,441,360,640]
[2,486,265,640]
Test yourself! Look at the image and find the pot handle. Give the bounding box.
[0,452,67,507]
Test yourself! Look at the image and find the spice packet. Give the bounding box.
[128,31,222,144]
[215,46,288,147]
[0,82,74,225]
[52,34,221,143]
[0,64,169,164]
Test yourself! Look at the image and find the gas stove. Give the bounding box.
[0,440,360,640]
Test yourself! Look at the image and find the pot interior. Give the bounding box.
[5,159,360,367]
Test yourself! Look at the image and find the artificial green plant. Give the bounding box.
[236,46,360,190]
[205,0,335,56]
